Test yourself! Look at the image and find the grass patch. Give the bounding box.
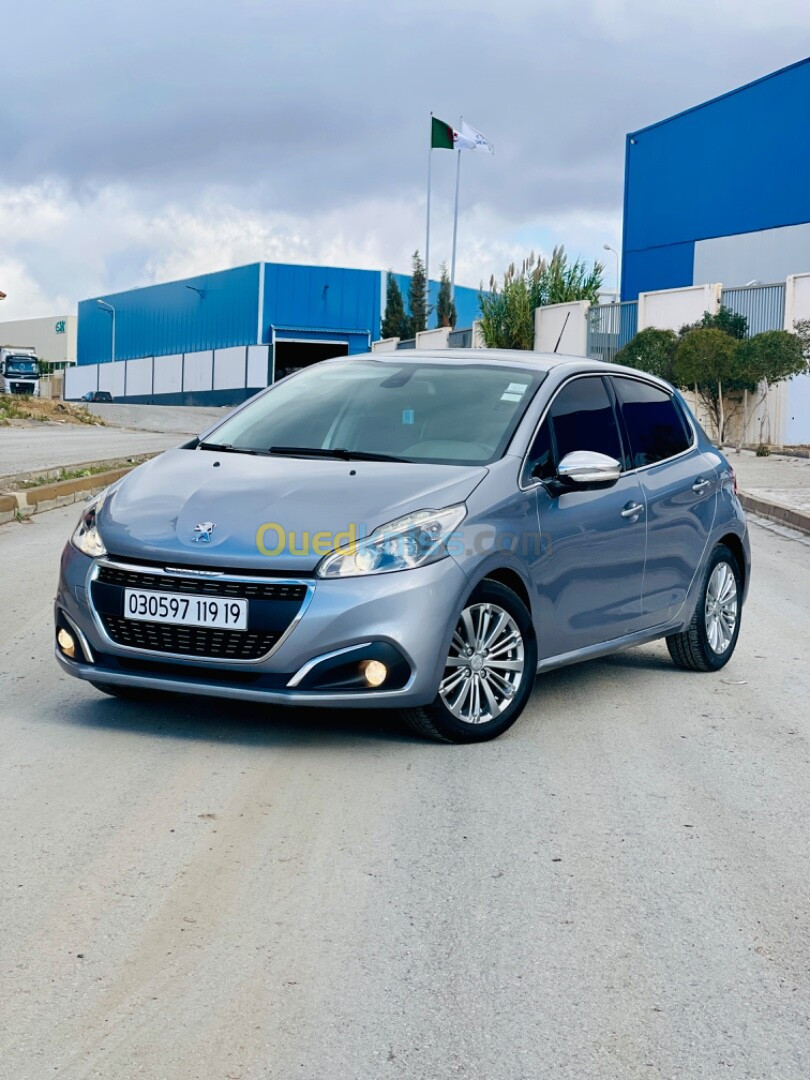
[0,395,106,425]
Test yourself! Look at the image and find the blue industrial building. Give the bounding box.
[622,56,810,300]
[78,261,482,374]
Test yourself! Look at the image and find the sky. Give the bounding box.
[1,0,808,320]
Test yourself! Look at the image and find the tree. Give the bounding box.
[479,247,604,350]
[736,330,807,445]
[479,262,534,350]
[614,327,679,384]
[406,250,429,338]
[436,263,457,329]
[680,305,748,341]
[529,246,604,308]
[673,328,752,443]
[381,271,407,340]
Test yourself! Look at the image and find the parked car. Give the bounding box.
[81,390,114,402]
[54,351,750,742]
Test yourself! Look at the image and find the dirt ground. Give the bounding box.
[0,396,105,426]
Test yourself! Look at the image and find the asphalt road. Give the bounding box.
[0,405,225,481]
[1,507,808,1080]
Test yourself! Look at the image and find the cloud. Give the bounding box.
[0,1,807,318]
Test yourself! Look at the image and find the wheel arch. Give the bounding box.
[717,532,747,594]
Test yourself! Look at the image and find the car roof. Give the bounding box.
[354,349,673,388]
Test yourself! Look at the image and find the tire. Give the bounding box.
[666,543,742,672]
[402,580,538,743]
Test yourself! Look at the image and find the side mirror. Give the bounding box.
[556,450,621,487]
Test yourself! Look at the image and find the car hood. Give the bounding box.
[97,447,488,572]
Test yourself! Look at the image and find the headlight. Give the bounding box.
[71,494,107,558]
[316,504,466,578]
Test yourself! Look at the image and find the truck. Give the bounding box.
[0,346,43,396]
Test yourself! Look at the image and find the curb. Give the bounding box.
[0,465,137,525]
[738,491,810,535]
[0,455,151,492]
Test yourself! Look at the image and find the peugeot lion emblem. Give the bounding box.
[192,521,216,543]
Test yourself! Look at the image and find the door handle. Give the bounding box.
[692,478,711,493]
[621,502,644,519]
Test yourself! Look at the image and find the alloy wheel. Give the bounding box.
[704,561,738,654]
[439,602,526,724]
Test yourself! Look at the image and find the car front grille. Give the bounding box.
[96,564,307,602]
[100,614,279,661]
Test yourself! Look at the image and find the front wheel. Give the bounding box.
[402,580,538,743]
[666,544,742,672]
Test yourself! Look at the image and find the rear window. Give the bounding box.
[612,377,692,468]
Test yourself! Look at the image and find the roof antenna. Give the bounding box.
[553,311,570,353]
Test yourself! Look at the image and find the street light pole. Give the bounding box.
[95,299,116,392]
[603,245,620,303]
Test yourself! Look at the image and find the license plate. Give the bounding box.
[123,589,248,630]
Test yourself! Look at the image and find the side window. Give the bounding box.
[612,378,691,468]
[549,377,623,464]
[526,419,555,481]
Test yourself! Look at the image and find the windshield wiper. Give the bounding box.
[198,441,265,455]
[268,446,410,463]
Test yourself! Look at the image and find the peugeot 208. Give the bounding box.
[55,351,750,742]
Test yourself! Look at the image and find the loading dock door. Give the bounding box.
[273,340,349,381]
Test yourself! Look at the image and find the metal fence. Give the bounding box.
[586,301,638,364]
[448,327,473,348]
[720,283,786,337]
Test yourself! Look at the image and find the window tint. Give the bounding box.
[613,378,691,468]
[526,419,555,481]
[549,377,623,464]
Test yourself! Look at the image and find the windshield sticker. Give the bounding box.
[402,408,415,425]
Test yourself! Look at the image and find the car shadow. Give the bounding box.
[57,644,677,749]
[59,689,420,750]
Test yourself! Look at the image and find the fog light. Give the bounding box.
[57,628,77,659]
[361,659,387,688]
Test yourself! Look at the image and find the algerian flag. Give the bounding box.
[431,116,494,153]
[431,116,456,150]
[458,120,494,154]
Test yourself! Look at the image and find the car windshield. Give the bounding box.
[202,359,546,465]
[6,358,38,375]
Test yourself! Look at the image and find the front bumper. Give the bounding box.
[55,545,470,708]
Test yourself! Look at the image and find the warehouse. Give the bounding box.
[621,56,810,301]
[68,262,481,405]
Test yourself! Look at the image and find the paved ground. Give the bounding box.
[83,403,226,435]
[730,448,810,515]
[0,406,225,481]
[0,506,808,1079]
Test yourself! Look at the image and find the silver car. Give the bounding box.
[55,351,750,742]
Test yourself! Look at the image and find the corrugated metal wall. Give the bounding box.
[263,263,381,345]
[622,57,810,300]
[389,273,481,332]
[78,263,261,365]
[720,283,786,337]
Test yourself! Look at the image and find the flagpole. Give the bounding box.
[449,118,463,303]
[425,113,433,324]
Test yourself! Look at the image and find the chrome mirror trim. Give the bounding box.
[557,451,622,485]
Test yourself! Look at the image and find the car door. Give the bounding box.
[524,375,648,661]
[609,375,717,627]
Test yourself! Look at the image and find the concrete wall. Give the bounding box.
[783,273,810,445]
[415,327,450,350]
[371,338,400,353]
[533,301,589,356]
[637,283,722,333]
[0,314,77,365]
[65,345,271,406]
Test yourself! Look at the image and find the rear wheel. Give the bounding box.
[666,544,742,672]
[402,580,537,743]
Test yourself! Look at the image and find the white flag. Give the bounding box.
[456,120,494,154]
